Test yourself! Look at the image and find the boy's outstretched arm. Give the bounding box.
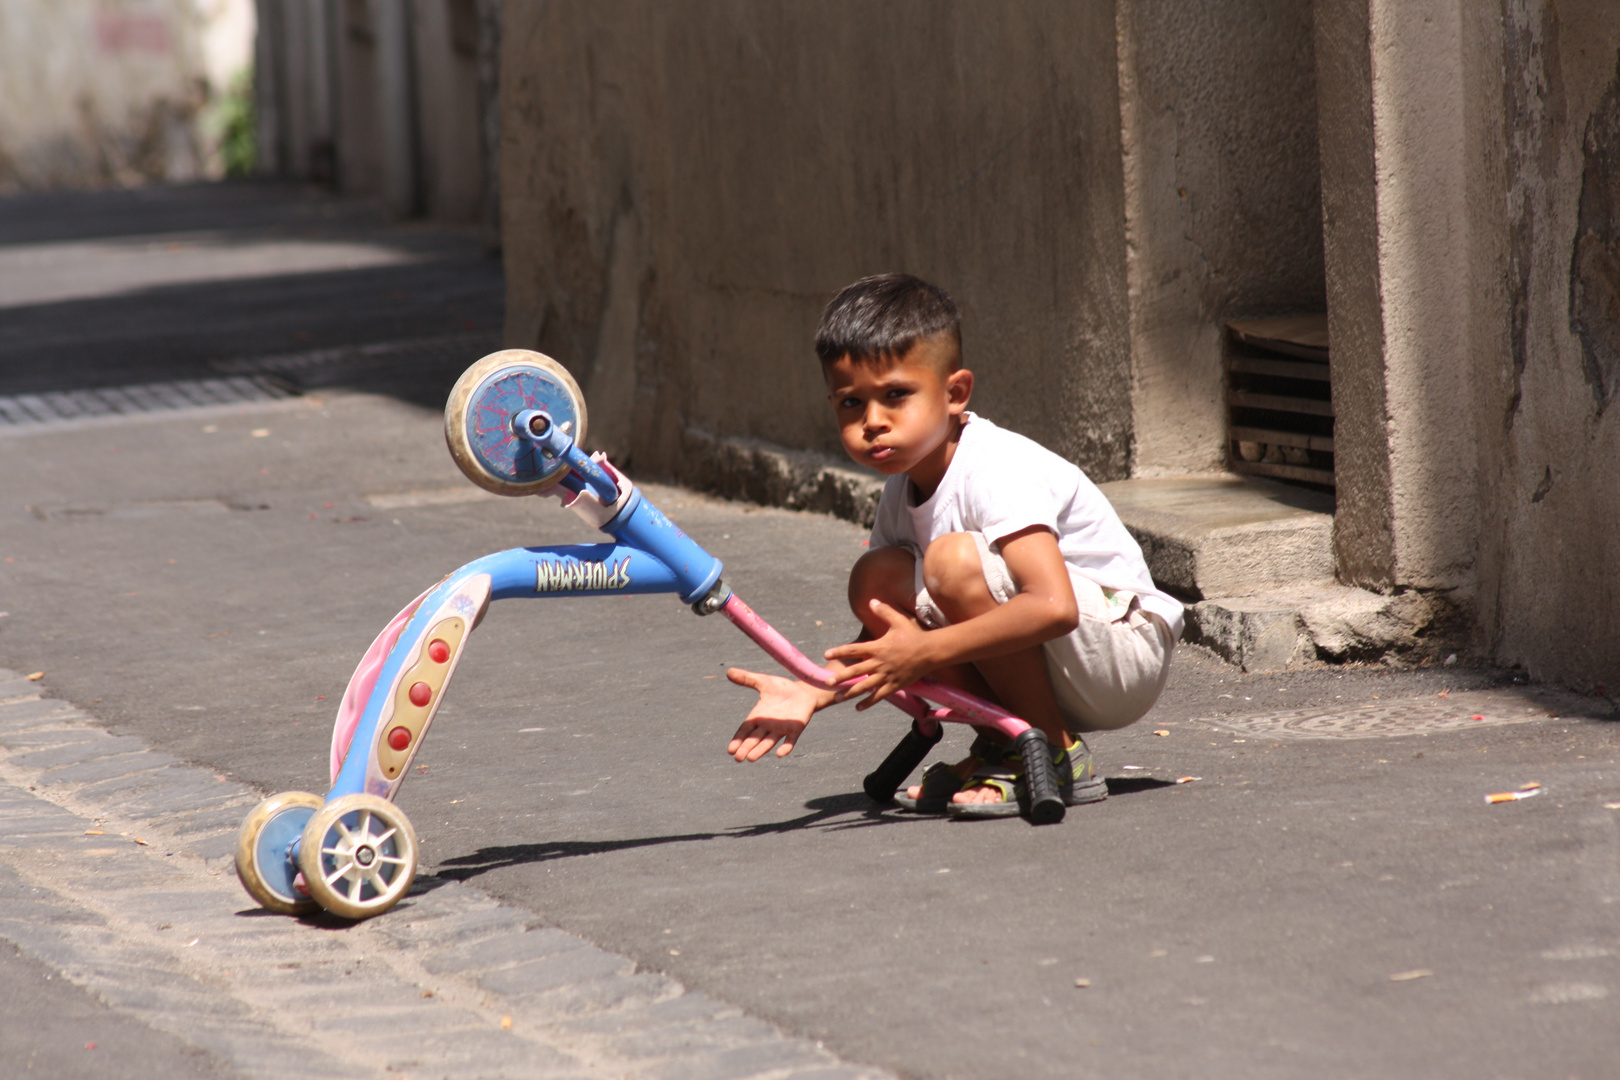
[724,668,837,762]
[726,624,882,761]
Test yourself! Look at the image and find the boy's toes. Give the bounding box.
[952,784,1006,805]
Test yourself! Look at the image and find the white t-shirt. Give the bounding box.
[869,412,1184,637]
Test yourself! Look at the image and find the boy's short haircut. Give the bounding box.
[815,273,961,371]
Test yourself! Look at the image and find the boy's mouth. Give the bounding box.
[868,445,896,462]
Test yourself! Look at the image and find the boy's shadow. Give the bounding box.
[424,776,1175,888]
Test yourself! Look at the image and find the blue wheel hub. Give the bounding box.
[465,367,584,487]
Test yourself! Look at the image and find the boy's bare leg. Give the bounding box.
[920,534,1075,805]
[848,547,999,800]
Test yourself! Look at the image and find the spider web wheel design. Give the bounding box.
[445,351,587,495]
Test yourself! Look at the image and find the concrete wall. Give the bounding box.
[1315,0,1620,690]
[500,1,1132,474]
[0,0,254,191]
[498,0,1618,689]
[1484,0,1620,691]
[1118,0,1325,478]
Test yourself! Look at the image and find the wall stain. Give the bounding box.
[1504,0,1566,430]
[1569,49,1620,413]
[1531,464,1554,503]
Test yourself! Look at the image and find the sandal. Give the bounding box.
[891,761,965,813]
[892,734,1006,814]
[946,736,1106,819]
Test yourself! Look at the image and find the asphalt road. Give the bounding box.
[2,183,1618,1080]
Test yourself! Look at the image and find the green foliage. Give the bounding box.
[218,69,255,178]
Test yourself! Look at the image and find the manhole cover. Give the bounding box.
[1191,688,1610,740]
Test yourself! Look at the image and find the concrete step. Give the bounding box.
[1098,474,1336,599]
[1098,476,1445,671]
[1183,585,1445,671]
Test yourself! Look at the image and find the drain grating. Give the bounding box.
[0,334,499,433]
[0,376,296,430]
[1190,688,1609,740]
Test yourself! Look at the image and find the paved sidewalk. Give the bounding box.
[0,668,886,1080]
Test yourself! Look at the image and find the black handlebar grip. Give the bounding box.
[1015,728,1066,825]
[863,719,945,804]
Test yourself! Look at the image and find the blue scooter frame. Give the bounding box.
[234,353,1065,922]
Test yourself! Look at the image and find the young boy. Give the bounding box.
[725,274,1181,816]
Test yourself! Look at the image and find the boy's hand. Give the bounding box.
[822,599,935,709]
[725,668,821,761]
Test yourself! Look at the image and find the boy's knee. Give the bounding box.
[848,546,916,615]
[921,533,988,607]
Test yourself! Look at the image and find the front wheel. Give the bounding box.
[444,350,588,496]
[235,791,323,915]
[297,794,419,920]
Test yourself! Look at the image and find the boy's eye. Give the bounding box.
[885,387,911,400]
[838,397,862,410]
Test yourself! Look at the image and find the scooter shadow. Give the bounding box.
[425,791,925,887]
[420,775,1177,889]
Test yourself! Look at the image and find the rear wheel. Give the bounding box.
[235,791,322,915]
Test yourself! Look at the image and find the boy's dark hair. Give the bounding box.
[815,273,961,369]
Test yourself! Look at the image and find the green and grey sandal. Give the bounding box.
[946,736,1107,819]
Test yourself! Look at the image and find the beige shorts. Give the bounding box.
[912,533,1176,734]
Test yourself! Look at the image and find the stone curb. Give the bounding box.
[678,428,884,528]
[0,670,892,1080]
[1184,586,1453,672]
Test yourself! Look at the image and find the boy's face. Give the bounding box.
[823,336,972,489]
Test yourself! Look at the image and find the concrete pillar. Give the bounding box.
[252,0,285,176]
[409,0,484,222]
[299,0,336,182]
[1313,0,1479,592]
[476,0,501,238]
[371,0,419,216]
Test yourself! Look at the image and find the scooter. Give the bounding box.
[234,351,1066,921]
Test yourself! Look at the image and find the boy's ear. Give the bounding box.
[945,368,973,414]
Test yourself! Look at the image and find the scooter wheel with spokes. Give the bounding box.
[235,791,323,915]
[444,350,588,496]
[297,793,419,920]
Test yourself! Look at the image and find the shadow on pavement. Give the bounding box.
[0,180,505,412]
[423,781,1182,887]
[1105,775,1177,795]
[427,792,919,885]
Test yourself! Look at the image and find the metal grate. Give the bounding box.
[0,376,296,430]
[1225,315,1334,487]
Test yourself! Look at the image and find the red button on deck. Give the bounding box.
[408,682,432,707]
[387,726,411,751]
[428,639,451,664]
